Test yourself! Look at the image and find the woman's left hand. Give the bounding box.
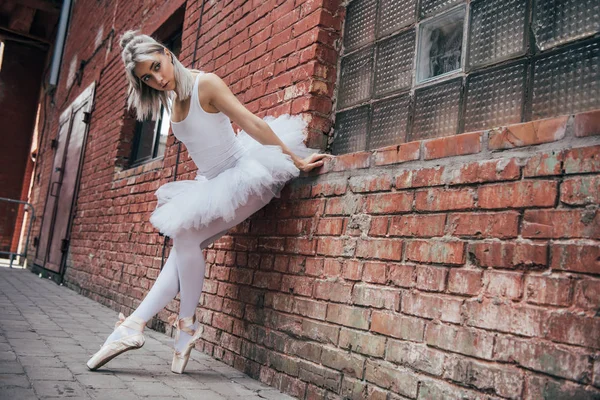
[294,153,335,172]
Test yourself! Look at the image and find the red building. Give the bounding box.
[3,0,599,398]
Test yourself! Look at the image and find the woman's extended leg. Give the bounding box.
[170,193,272,351]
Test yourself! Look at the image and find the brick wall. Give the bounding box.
[26,0,599,399]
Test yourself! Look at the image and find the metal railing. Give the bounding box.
[0,197,35,268]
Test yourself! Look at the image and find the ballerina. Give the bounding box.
[86,30,332,374]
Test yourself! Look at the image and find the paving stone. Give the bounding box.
[30,381,87,398]
[24,366,75,381]
[76,374,128,389]
[126,381,179,397]
[0,373,30,388]
[0,386,38,400]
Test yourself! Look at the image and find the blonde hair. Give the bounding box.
[120,30,198,121]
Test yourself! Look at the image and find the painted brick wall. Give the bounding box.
[26,0,600,399]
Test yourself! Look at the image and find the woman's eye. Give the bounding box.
[143,76,149,82]
[155,63,160,70]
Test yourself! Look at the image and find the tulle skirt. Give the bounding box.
[149,114,318,238]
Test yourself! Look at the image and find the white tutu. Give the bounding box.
[149,114,319,237]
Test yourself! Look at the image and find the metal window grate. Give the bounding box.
[468,0,528,69]
[343,0,378,52]
[533,0,600,51]
[412,78,462,140]
[419,0,464,19]
[331,106,370,155]
[338,46,375,109]
[374,30,415,97]
[532,39,600,120]
[370,94,411,149]
[377,0,417,38]
[464,61,527,132]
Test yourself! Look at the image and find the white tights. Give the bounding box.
[103,193,272,351]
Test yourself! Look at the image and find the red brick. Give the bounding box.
[423,131,482,160]
[311,179,348,197]
[389,214,446,237]
[560,175,600,205]
[415,265,448,292]
[425,323,494,359]
[370,311,425,341]
[291,199,325,217]
[523,150,564,177]
[365,192,413,214]
[574,109,600,137]
[447,211,519,238]
[402,291,463,323]
[338,330,386,358]
[314,280,353,303]
[320,347,365,380]
[547,312,600,349]
[388,264,415,288]
[482,270,523,300]
[373,141,420,166]
[468,241,548,269]
[325,196,363,215]
[348,174,393,193]
[574,278,600,310]
[488,116,568,150]
[315,217,345,235]
[356,238,403,261]
[550,242,600,274]
[478,180,557,209]
[368,216,388,236]
[285,237,317,255]
[447,158,521,185]
[342,259,363,281]
[352,283,398,309]
[522,209,600,239]
[326,303,371,329]
[415,188,475,211]
[411,166,444,187]
[362,261,387,284]
[405,240,465,265]
[323,258,342,277]
[331,152,370,172]
[317,237,347,257]
[525,275,572,307]
[564,145,600,174]
[281,275,314,297]
[464,298,546,337]
[386,340,446,376]
[364,359,419,398]
[448,269,483,296]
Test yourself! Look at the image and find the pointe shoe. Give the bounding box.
[86,313,146,371]
[168,314,203,374]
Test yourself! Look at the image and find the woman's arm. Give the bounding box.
[198,72,331,171]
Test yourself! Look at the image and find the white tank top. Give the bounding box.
[170,72,249,180]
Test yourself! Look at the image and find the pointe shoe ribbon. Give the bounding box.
[168,314,196,342]
[169,313,203,374]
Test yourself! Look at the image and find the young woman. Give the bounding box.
[86,30,332,374]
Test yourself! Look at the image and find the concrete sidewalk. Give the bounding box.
[0,268,295,400]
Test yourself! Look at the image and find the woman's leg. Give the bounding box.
[102,249,180,345]
[171,193,272,351]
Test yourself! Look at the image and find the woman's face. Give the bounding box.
[133,49,176,92]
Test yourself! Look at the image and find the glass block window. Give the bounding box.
[532,40,600,120]
[533,0,600,51]
[417,6,465,83]
[332,0,600,155]
[464,61,527,131]
[468,0,528,69]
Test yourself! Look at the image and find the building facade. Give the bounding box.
[22,0,600,398]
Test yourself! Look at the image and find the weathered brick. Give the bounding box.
[388,264,415,288]
[301,319,340,345]
[525,275,572,307]
[446,158,521,185]
[478,180,557,209]
[523,150,564,177]
[425,323,494,359]
[447,211,519,238]
[317,237,348,257]
[488,116,568,150]
[389,214,446,237]
[482,270,523,300]
[415,188,475,211]
[494,336,591,382]
[464,298,546,337]
[356,238,403,261]
[574,278,600,310]
[342,259,363,281]
[325,195,362,215]
[448,269,483,296]
[560,175,600,206]
[423,131,482,160]
[574,109,600,137]
[362,261,387,284]
[522,209,600,239]
[402,291,463,323]
[564,145,600,174]
[339,328,386,357]
[368,215,389,236]
[352,283,398,309]
[331,152,370,172]
[386,339,446,376]
[326,303,370,330]
[370,311,425,341]
[314,280,352,303]
[364,360,419,398]
[311,179,348,197]
[293,297,327,320]
[405,240,465,265]
[364,192,413,214]
[415,265,448,292]
[468,241,548,269]
[316,217,345,235]
[550,242,600,274]
[321,347,366,379]
[373,141,420,166]
[546,312,600,349]
[348,174,393,193]
[297,359,342,392]
[418,377,497,400]
[411,166,444,187]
